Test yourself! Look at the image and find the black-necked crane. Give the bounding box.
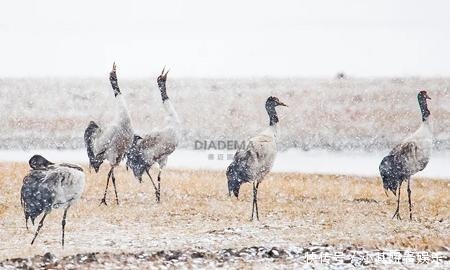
[226,96,287,221]
[84,63,134,205]
[20,155,85,247]
[126,67,180,203]
[379,90,432,220]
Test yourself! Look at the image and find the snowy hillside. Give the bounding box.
[2,77,449,151]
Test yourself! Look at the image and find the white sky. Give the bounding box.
[1,0,450,78]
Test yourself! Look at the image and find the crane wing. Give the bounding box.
[21,170,57,226]
[389,141,429,174]
[126,129,177,180]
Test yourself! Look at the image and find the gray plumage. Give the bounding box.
[84,63,134,205]
[379,90,432,220]
[20,155,85,247]
[227,96,287,221]
[126,67,180,203]
[84,121,103,172]
[127,129,177,180]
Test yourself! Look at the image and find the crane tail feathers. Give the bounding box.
[125,135,148,181]
[226,161,245,198]
[226,150,254,198]
[379,155,404,196]
[84,121,104,172]
[21,171,54,227]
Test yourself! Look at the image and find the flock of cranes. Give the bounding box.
[19,63,433,246]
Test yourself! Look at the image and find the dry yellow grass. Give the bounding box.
[0,162,449,261]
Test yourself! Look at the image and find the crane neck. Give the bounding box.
[115,94,132,125]
[158,81,169,101]
[418,95,430,122]
[266,104,279,126]
[163,99,181,126]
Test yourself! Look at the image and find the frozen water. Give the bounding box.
[1,148,449,179]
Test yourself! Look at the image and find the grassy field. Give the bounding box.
[0,162,449,263]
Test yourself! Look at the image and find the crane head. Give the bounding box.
[418,90,431,100]
[109,62,121,97]
[266,96,288,108]
[157,66,169,86]
[29,155,54,170]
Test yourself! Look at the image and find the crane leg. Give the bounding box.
[255,182,260,221]
[61,206,70,247]
[111,168,119,205]
[146,169,159,202]
[251,182,260,221]
[392,181,402,220]
[31,212,48,245]
[407,178,412,221]
[156,170,162,203]
[100,168,113,205]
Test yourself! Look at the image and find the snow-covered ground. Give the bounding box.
[1,148,449,179]
[2,77,450,151]
[2,77,449,179]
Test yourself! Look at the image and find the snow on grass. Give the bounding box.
[0,165,448,261]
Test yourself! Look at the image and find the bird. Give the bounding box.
[379,90,432,220]
[20,155,85,247]
[84,63,134,205]
[226,96,287,221]
[126,67,181,203]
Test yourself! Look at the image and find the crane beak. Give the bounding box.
[278,102,288,107]
[160,66,169,80]
[425,93,431,100]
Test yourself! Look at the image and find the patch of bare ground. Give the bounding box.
[0,162,448,267]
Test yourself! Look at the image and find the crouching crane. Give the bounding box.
[20,155,85,247]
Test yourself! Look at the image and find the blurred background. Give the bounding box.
[1,0,449,153]
[1,0,450,77]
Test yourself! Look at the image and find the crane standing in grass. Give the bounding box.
[226,96,287,221]
[379,90,432,220]
[84,63,134,205]
[21,155,85,247]
[126,67,181,203]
